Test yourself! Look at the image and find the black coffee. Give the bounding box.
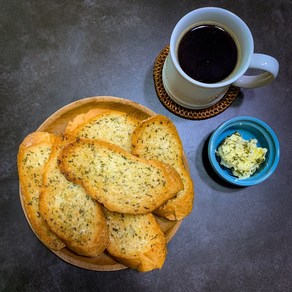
[178,24,238,83]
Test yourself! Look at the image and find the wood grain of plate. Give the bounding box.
[20,96,186,271]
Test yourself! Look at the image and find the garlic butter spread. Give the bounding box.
[216,132,267,179]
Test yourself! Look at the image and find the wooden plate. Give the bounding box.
[20,96,184,271]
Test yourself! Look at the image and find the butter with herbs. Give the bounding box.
[216,132,267,179]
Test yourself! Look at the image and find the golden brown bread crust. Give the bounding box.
[64,109,139,152]
[39,136,109,257]
[17,132,65,250]
[104,209,167,272]
[59,139,184,214]
[132,115,194,220]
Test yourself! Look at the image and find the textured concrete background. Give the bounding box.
[1,0,292,291]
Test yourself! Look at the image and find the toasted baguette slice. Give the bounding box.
[39,136,109,257]
[59,139,183,214]
[64,109,139,152]
[104,209,167,272]
[132,115,194,220]
[17,132,65,250]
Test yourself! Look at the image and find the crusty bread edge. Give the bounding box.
[132,115,195,220]
[104,211,167,272]
[59,138,184,214]
[18,132,66,250]
[39,136,109,257]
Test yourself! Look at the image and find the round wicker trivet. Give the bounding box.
[153,45,240,120]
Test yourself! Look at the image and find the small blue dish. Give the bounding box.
[208,116,280,186]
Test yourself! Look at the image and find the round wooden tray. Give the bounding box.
[20,96,184,271]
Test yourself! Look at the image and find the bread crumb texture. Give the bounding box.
[65,110,139,152]
[59,139,183,214]
[39,138,108,257]
[132,115,194,220]
[104,209,167,272]
[18,132,65,250]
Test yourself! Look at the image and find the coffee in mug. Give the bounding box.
[162,7,279,109]
[178,24,238,83]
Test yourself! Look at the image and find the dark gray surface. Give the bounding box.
[1,0,291,291]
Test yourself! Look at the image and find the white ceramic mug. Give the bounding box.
[162,7,279,109]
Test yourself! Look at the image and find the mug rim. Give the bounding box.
[170,7,254,88]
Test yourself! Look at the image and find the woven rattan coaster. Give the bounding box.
[153,45,240,120]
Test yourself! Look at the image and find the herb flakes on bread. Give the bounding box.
[39,136,109,257]
[104,209,167,272]
[65,110,139,152]
[17,132,65,250]
[132,115,194,220]
[59,139,183,214]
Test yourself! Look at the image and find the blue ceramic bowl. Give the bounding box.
[208,116,280,186]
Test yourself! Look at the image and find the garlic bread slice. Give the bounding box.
[59,139,183,214]
[132,115,194,220]
[104,209,167,272]
[18,132,65,250]
[39,136,109,257]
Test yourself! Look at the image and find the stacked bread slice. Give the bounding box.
[132,115,194,220]
[18,110,194,272]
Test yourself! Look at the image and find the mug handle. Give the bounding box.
[233,54,279,88]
